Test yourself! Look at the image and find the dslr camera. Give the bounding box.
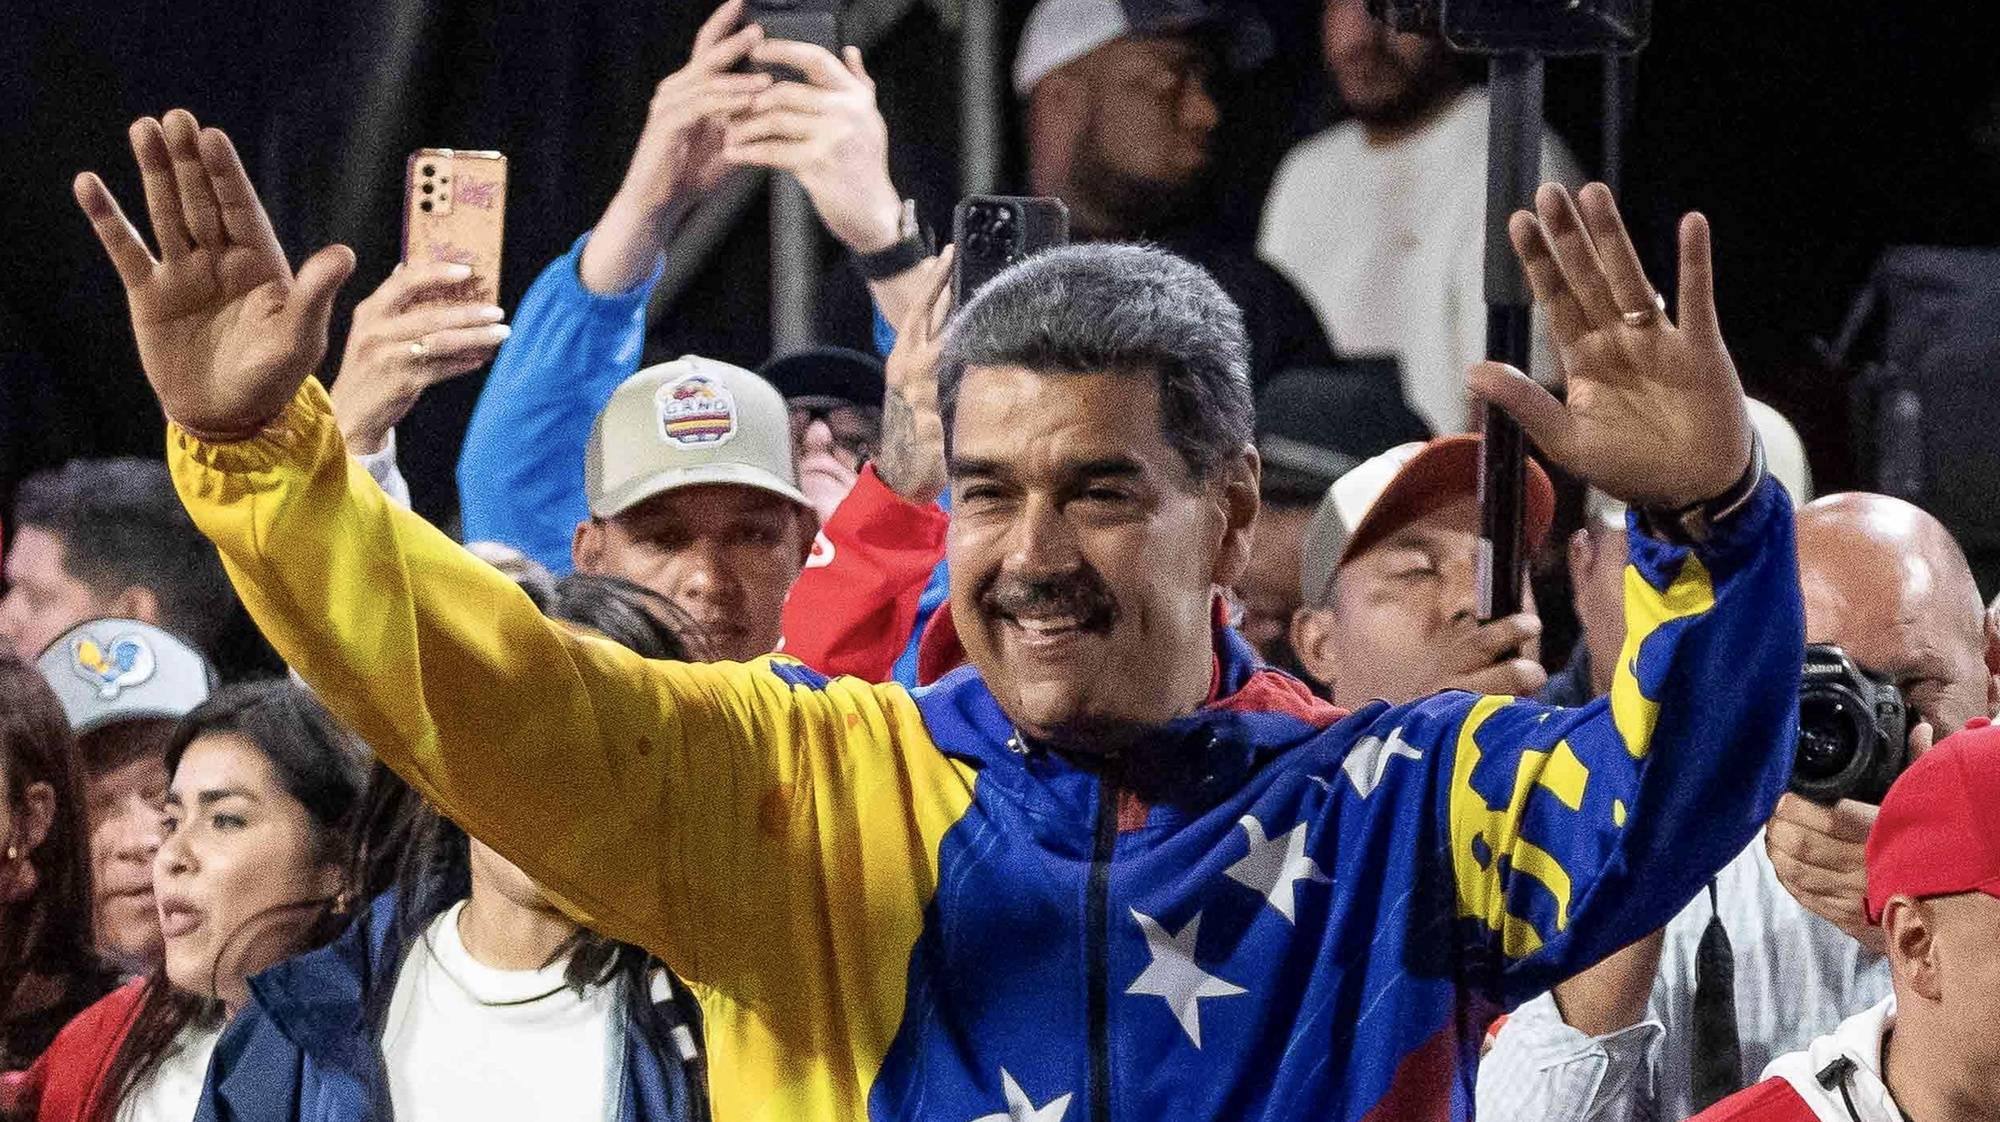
[1790,643,1911,805]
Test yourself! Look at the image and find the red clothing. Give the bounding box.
[4,979,147,1122]
[1689,1078,1819,1122]
[780,465,949,681]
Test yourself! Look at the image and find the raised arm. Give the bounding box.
[1441,183,1799,1006]
[457,0,769,567]
[71,111,969,1002]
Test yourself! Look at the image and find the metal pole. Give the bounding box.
[1477,52,1544,621]
[960,0,1002,195]
[769,173,819,356]
[1601,53,1632,198]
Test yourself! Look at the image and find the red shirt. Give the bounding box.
[2,979,147,1122]
[1690,1078,1821,1122]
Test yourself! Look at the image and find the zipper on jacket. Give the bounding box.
[1087,776,1118,1122]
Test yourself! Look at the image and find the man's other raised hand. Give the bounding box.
[74,109,355,442]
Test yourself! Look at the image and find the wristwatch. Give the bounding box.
[852,198,930,281]
[1637,434,1768,546]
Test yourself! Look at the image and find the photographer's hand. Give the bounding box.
[74,110,355,441]
[1766,791,1884,955]
[580,0,771,294]
[330,262,509,454]
[1470,183,1755,512]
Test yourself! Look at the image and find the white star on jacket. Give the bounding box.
[968,1068,1073,1122]
[1225,815,1330,924]
[1340,726,1422,799]
[1126,909,1245,1047]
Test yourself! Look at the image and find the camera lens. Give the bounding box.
[420,183,433,195]
[422,164,435,177]
[1795,692,1861,782]
[419,199,434,213]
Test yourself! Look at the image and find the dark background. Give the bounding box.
[6,0,1999,541]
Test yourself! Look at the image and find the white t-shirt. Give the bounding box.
[1259,88,1582,435]
[116,1020,221,1122]
[383,901,621,1122]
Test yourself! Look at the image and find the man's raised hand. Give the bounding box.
[724,39,903,256]
[74,110,355,441]
[1470,183,1754,511]
[579,0,771,293]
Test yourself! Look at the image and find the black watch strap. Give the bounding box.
[852,198,930,280]
[1637,434,1768,546]
[854,234,930,280]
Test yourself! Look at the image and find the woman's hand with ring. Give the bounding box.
[330,260,510,455]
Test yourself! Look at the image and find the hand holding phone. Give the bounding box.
[951,196,1071,307]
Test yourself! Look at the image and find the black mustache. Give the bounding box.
[982,571,1120,630]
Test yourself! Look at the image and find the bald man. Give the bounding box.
[1479,493,1999,1122]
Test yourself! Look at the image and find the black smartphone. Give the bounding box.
[951,196,1071,308]
[743,0,844,81]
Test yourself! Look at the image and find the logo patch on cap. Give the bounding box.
[656,373,737,448]
[71,634,157,700]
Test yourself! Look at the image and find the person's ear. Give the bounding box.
[794,508,819,568]
[1291,604,1340,694]
[572,519,606,575]
[1882,896,1942,1002]
[1210,445,1261,588]
[19,781,56,852]
[313,860,346,905]
[108,584,161,625]
[1567,527,1596,589]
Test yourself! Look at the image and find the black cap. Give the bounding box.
[757,346,887,412]
[1255,362,1432,505]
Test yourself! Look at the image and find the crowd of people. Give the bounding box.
[3,0,1997,1120]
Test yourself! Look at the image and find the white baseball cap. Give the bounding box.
[1013,0,1132,96]
[585,356,811,520]
[35,618,216,735]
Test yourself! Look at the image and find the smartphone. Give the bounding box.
[401,149,508,307]
[743,0,844,81]
[951,196,1071,307]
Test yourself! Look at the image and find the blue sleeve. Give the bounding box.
[1421,476,1801,1007]
[872,303,898,359]
[456,233,665,573]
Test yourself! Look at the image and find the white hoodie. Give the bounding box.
[1759,996,1903,1122]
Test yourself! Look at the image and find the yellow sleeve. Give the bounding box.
[168,383,975,1048]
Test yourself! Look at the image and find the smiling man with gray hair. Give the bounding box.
[82,99,1798,1121]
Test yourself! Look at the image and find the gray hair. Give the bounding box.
[937,243,1254,482]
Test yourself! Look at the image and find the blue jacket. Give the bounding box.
[195,895,701,1122]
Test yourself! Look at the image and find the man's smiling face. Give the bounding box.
[946,363,1255,749]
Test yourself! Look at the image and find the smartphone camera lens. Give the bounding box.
[419,199,434,213]
[420,183,433,195]
[421,164,436,177]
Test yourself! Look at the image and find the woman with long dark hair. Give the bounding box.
[0,655,117,1070]
[21,681,364,1122]
[200,574,709,1122]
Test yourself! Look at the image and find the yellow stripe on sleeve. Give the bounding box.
[1609,555,1717,759]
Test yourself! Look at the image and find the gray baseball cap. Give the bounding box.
[34,618,216,735]
[585,356,811,520]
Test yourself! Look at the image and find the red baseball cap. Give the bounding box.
[1864,718,2000,923]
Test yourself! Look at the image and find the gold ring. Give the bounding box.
[1621,290,1667,328]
